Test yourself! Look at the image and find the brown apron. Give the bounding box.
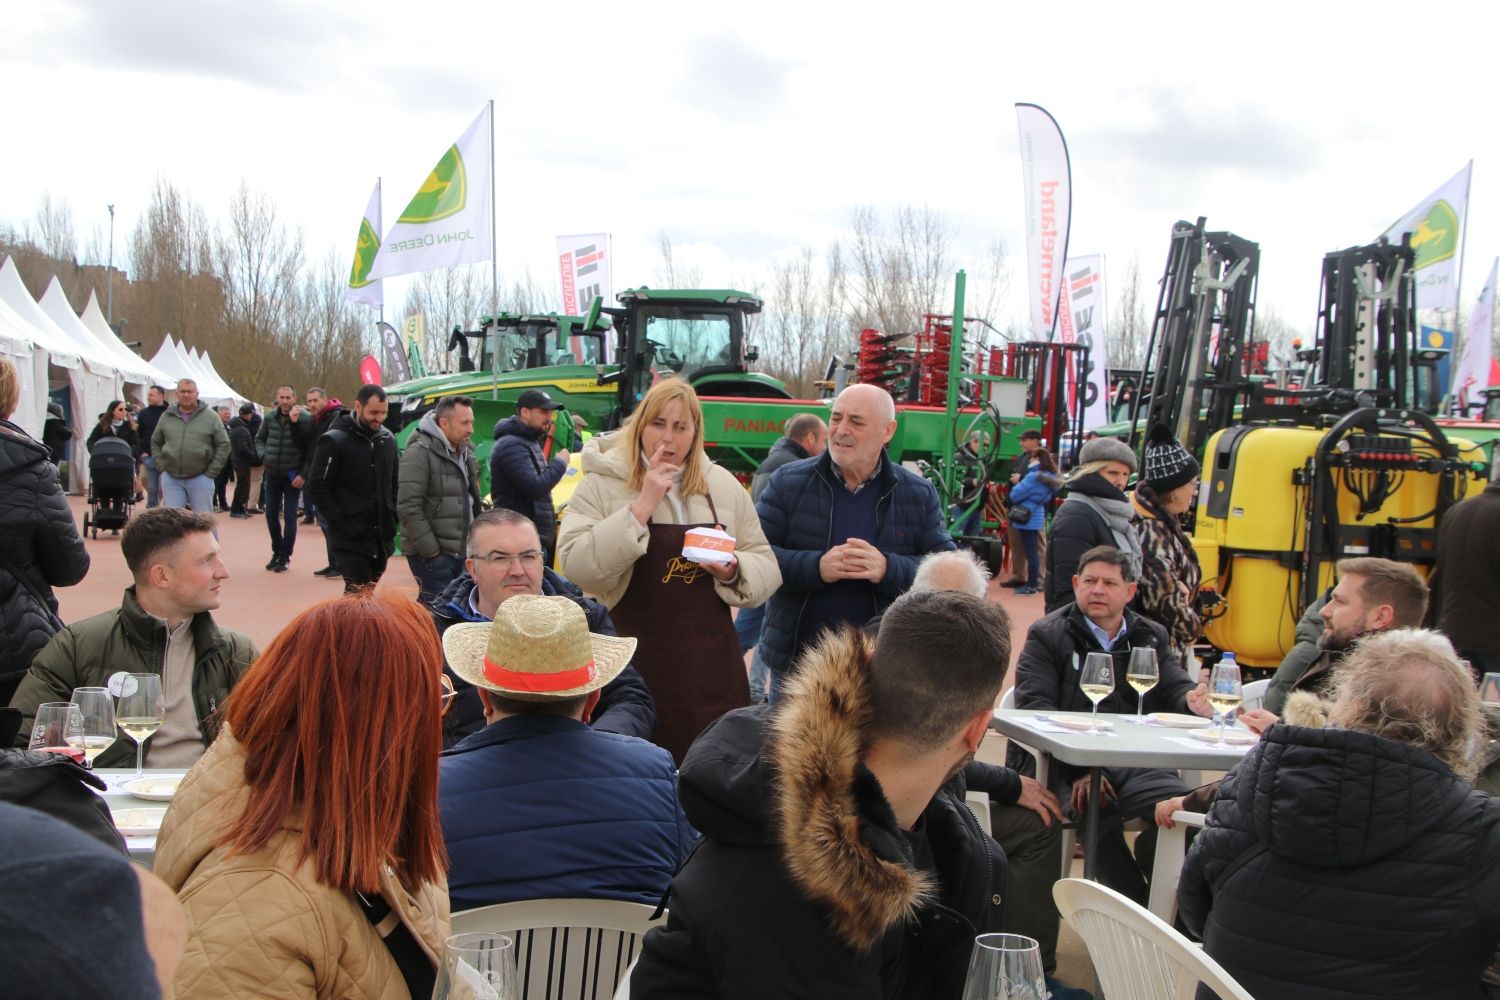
[609,495,749,764]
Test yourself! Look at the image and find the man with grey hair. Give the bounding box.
[756,383,954,700]
[912,547,991,598]
[150,378,229,513]
[1181,628,1500,1000]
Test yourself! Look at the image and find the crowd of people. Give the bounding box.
[4,350,1500,999]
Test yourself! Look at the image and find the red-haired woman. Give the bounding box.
[155,593,451,1000]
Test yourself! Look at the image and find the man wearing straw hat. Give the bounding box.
[437,594,695,911]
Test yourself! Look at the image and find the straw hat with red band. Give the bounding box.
[442,594,637,702]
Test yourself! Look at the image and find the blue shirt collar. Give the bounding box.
[1085,614,1130,651]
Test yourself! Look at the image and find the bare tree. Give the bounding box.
[1110,253,1152,370]
[844,204,955,336]
[965,238,1010,335]
[399,263,488,372]
[654,232,703,289]
[284,248,370,402]
[759,243,851,395]
[124,178,222,359]
[215,181,305,399]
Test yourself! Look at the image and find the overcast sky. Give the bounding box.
[3,0,1496,340]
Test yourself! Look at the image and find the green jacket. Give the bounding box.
[255,408,312,477]
[10,588,258,768]
[396,412,482,559]
[150,404,231,479]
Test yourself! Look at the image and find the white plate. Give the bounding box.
[1150,712,1214,729]
[120,776,181,801]
[112,807,167,836]
[1049,715,1114,732]
[1187,728,1257,746]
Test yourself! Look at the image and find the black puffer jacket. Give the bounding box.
[306,411,399,554]
[1043,471,1132,612]
[630,627,1003,999]
[1180,724,1500,1000]
[488,415,566,547]
[748,435,810,503]
[0,418,89,687]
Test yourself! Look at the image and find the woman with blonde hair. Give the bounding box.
[0,356,90,705]
[558,378,780,761]
[155,592,451,999]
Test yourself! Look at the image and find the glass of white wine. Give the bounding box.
[1126,647,1159,723]
[116,674,164,777]
[1078,653,1115,732]
[68,687,117,769]
[1207,658,1243,741]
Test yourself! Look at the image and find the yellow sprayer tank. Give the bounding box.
[1191,420,1485,668]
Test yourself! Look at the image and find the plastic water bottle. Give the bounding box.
[1208,651,1242,734]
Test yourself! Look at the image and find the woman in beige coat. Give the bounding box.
[558,378,780,762]
[155,592,451,999]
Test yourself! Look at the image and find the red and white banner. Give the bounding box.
[1015,103,1072,340]
[557,233,610,315]
[1055,254,1110,431]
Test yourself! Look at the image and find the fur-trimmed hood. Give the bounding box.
[769,628,935,952]
[675,626,998,957]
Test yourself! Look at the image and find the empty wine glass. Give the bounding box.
[115,673,164,777]
[1126,646,1159,723]
[68,687,117,769]
[960,933,1048,1000]
[1207,658,1243,741]
[1079,653,1114,732]
[434,933,518,1000]
[29,703,85,763]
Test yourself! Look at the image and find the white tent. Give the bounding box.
[190,348,247,405]
[75,289,177,391]
[0,295,60,439]
[0,259,115,489]
[148,336,243,405]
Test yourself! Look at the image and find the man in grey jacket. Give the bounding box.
[149,379,229,513]
[398,396,482,603]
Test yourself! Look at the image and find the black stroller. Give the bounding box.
[83,437,136,538]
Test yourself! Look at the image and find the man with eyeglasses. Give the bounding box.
[428,508,655,746]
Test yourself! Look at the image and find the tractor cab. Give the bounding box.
[448,310,613,375]
[603,288,792,421]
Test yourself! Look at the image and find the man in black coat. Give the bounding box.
[488,389,569,558]
[303,388,345,575]
[306,385,398,592]
[134,386,168,507]
[1430,476,1500,676]
[1180,629,1500,1000]
[225,405,258,518]
[428,509,655,746]
[1011,544,1210,903]
[631,590,1009,999]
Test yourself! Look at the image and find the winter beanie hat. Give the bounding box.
[1143,424,1199,493]
[1077,435,1138,472]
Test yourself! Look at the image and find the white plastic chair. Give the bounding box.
[1054,877,1255,1000]
[450,897,666,1000]
[1146,809,1207,922]
[1240,678,1269,713]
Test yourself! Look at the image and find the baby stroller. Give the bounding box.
[83,437,136,538]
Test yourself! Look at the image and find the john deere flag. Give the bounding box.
[1016,103,1072,341]
[369,104,493,280]
[346,180,383,308]
[1381,162,1471,313]
[1055,255,1109,431]
[1451,258,1497,410]
[556,233,610,314]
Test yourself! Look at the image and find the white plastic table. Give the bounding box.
[989,709,1253,880]
[93,768,189,867]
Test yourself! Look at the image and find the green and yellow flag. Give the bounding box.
[346,179,383,308]
[368,104,493,281]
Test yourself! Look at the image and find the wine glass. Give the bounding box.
[960,933,1048,1000]
[115,673,164,778]
[1126,646,1160,723]
[1078,652,1114,732]
[29,703,85,763]
[1207,658,1243,741]
[1480,672,1500,706]
[68,687,117,770]
[434,932,518,1000]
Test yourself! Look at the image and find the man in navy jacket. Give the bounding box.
[438,591,694,911]
[755,384,954,698]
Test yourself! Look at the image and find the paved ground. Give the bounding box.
[56,497,1096,988]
